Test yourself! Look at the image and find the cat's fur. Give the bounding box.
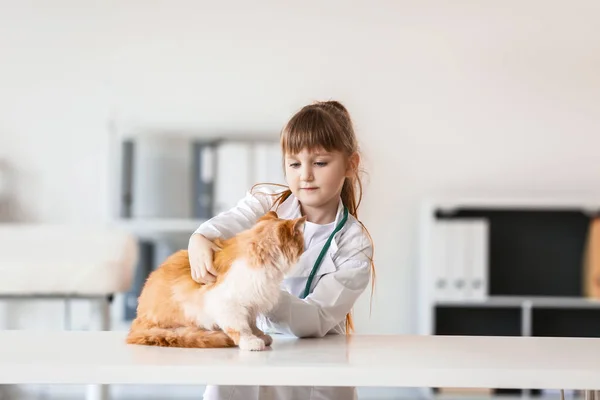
[126,211,306,351]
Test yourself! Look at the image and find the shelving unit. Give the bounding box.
[107,128,283,235]
[107,128,284,320]
[417,196,600,398]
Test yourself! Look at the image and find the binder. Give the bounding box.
[130,135,193,219]
[448,221,467,301]
[432,219,489,301]
[464,219,489,301]
[254,141,285,185]
[432,221,450,301]
[214,141,253,215]
[120,140,134,218]
[192,140,217,219]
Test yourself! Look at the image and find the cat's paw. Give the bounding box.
[260,334,273,347]
[239,336,266,351]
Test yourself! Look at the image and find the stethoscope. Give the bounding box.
[300,206,349,299]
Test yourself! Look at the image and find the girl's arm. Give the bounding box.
[260,238,373,338]
[193,190,274,240]
[189,189,275,283]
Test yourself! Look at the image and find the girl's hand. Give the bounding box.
[188,234,220,284]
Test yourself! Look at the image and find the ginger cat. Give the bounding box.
[126,211,305,351]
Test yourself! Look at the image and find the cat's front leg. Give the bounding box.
[250,317,272,347]
[226,328,265,351]
[218,315,265,351]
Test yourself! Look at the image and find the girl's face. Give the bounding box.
[284,148,352,212]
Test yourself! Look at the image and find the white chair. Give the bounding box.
[0,223,139,400]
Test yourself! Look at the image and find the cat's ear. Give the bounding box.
[291,216,306,235]
[258,211,278,222]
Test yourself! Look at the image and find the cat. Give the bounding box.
[126,211,306,351]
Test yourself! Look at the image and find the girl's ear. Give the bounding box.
[345,152,360,177]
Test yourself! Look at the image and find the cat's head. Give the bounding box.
[247,211,306,274]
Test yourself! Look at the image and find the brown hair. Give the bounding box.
[252,100,376,334]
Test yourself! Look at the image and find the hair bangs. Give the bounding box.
[281,108,344,155]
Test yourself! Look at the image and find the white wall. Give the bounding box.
[1,0,600,339]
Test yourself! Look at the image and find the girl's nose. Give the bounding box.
[300,165,314,181]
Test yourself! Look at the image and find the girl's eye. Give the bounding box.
[289,162,300,168]
[314,162,328,167]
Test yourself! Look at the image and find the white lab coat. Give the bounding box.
[194,185,373,400]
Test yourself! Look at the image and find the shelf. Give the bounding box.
[435,208,590,297]
[532,308,600,338]
[429,196,600,213]
[111,218,207,238]
[420,198,600,399]
[435,305,521,336]
[435,296,600,309]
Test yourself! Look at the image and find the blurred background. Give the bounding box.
[1,1,599,399]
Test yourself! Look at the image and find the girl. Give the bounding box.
[188,100,375,400]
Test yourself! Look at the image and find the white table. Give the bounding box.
[1,331,600,395]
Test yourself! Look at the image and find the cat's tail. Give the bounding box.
[126,326,235,348]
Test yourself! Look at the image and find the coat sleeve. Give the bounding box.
[193,190,274,240]
[261,236,373,338]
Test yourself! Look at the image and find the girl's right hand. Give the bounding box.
[188,234,221,284]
